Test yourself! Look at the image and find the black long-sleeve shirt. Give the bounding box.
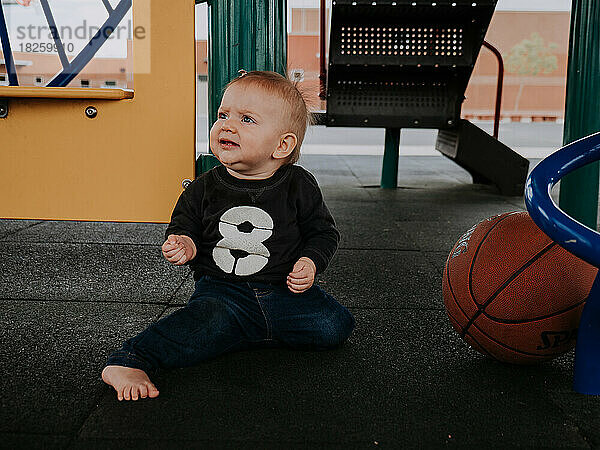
[165,164,340,285]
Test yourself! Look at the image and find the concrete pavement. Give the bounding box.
[2,153,599,449]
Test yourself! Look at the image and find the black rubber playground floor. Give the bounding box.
[2,154,600,449]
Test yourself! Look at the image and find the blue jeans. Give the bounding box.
[106,276,356,374]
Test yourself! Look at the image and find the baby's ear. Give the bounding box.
[273,133,297,160]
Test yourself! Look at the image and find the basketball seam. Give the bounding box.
[444,212,524,356]
[464,330,493,358]
[448,304,560,359]
[482,299,585,324]
[444,213,517,329]
[446,309,493,358]
[445,266,475,331]
[478,245,592,324]
[462,314,571,358]
[445,261,495,357]
[463,213,521,313]
[462,241,557,338]
[467,212,543,309]
[446,272,551,359]
[452,212,523,337]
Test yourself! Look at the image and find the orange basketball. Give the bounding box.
[443,211,598,364]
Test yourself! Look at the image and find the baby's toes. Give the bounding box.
[131,385,140,401]
[147,383,160,398]
[123,385,132,401]
[138,384,148,399]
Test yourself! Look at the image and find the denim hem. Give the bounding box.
[106,351,154,374]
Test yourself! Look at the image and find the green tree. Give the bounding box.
[505,32,558,75]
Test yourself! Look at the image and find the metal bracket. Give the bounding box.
[0,99,8,118]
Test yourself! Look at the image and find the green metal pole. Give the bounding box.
[198,0,287,175]
[381,128,401,188]
[558,0,600,229]
[207,0,287,129]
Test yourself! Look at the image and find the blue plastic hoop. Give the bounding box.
[525,131,600,395]
[525,132,600,266]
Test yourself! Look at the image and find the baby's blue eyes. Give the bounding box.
[217,112,255,124]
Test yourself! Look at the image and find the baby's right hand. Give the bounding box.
[162,234,197,266]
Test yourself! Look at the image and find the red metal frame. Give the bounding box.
[482,40,504,139]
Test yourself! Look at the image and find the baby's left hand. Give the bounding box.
[287,257,316,294]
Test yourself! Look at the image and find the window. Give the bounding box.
[34,76,44,85]
[104,80,117,87]
[1,1,132,88]
[80,79,90,87]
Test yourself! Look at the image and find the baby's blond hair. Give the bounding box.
[225,70,312,165]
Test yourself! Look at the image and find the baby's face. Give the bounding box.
[210,83,292,179]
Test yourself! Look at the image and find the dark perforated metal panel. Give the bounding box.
[334,24,473,66]
[327,68,461,128]
[326,0,497,128]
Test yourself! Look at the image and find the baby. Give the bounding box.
[101,70,355,401]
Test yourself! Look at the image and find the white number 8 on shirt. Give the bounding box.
[212,206,274,276]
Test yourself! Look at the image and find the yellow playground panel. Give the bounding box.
[0,0,195,223]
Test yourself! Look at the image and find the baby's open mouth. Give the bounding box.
[219,138,239,148]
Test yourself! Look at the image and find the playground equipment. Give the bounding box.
[0,0,196,222]
[2,0,597,223]
[526,1,600,394]
[323,0,529,194]
[201,0,529,194]
[558,0,600,229]
[525,132,600,395]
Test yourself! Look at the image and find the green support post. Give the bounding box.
[196,151,222,178]
[197,0,287,175]
[381,128,401,188]
[207,0,287,128]
[558,0,600,229]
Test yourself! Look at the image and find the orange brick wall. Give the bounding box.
[464,11,570,120]
[1,52,128,88]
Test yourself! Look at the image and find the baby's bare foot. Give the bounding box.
[101,365,159,401]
